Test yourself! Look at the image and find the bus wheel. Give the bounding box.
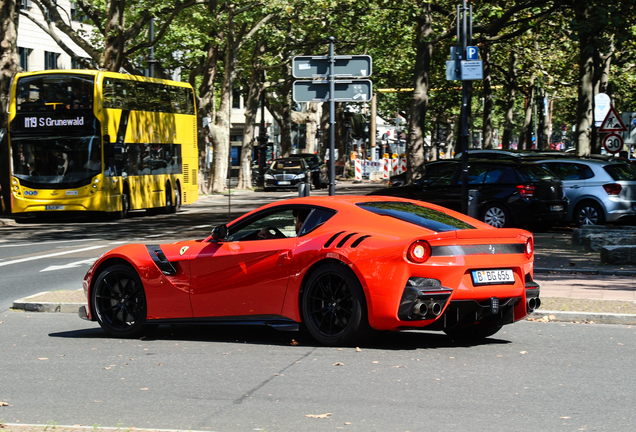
[169,184,181,213]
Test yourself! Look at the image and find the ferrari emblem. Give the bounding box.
[180,246,189,256]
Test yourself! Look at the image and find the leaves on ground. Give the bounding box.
[305,413,332,419]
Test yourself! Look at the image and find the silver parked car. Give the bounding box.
[536,158,636,225]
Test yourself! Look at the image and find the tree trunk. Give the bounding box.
[481,43,494,149]
[237,67,263,190]
[406,4,432,182]
[0,0,19,213]
[519,77,535,150]
[575,2,594,157]
[501,52,517,149]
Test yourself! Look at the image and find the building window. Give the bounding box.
[44,51,59,70]
[45,0,57,22]
[232,88,241,109]
[19,47,30,71]
[72,57,91,69]
[20,0,31,10]
[71,2,87,21]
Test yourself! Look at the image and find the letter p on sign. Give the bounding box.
[467,46,479,60]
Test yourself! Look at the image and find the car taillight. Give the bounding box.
[516,184,535,198]
[407,240,431,264]
[603,183,622,195]
[525,237,534,259]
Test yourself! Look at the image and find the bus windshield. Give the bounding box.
[11,135,102,189]
[16,73,94,112]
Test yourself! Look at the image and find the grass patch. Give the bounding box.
[541,297,636,314]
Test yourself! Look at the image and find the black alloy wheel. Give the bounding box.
[92,264,153,338]
[444,324,503,340]
[301,262,372,346]
[575,201,605,226]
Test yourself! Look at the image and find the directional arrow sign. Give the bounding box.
[293,55,372,78]
[293,80,372,102]
[40,258,97,272]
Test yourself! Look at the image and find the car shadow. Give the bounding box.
[50,323,512,350]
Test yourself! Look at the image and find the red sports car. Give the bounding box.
[80,196,540,346]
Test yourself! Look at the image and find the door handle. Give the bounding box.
[570,185,581,189]
[280,251,292,260]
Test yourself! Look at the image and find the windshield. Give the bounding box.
[358,202,475,232]
[269,159,304,171]
[15,73,94,112]
[11,135,102,189]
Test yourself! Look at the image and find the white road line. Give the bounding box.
[40,258,97,272]
[0,238,102,248]
[0,245,107,267]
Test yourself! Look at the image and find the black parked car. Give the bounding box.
[368,159,568,228]
[263,157,311,191]
[294,153,328,189]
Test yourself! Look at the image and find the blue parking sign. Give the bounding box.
[467,46,479,60]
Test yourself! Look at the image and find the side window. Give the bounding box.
[228,209,297,241]
[422,164,457,186]
[465,165,489,184]
[575,163,594,180]
[484,168,503,184]
[299,208,336,236]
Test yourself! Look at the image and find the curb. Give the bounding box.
[535,267,636,277]
[529,310,636,325]
[12,299,86,313]
[0,217,16,226]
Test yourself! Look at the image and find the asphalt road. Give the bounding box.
[2,183,635,431]
[1,312,634,431]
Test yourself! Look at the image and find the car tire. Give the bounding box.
[91,263,155,338]
[169,184,181,213]
[301,262,373,346]
[444,324,503,340]
[574,201,605,226]
[482,203,510,228]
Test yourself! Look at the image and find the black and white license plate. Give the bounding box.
[45,205,65,210]
[471,269,514,285]
[278,181,290,185]
[550,205,564,211]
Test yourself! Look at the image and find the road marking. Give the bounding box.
[0,245,107,267]
[40,258,97,272]
[0,238,102,248]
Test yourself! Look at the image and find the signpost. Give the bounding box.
[446,0,481,215]
[599,104,627,155]
[292,40,373,196]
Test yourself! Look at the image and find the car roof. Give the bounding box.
[534,157,628,166]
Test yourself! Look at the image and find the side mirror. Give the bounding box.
[212,224,228,242]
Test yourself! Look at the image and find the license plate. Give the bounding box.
[45,205,65,210]
[278,181,290,185]
[472,269,515,285]
[550,205,564,211]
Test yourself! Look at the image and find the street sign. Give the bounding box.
[594,93,611,123]
[293,80,372,102]
[603,133,624,154]
[292,55,372,79]
[460,60,483,80]
[467,46,479,60]
[599,105,627,132]
[621,112,636,144]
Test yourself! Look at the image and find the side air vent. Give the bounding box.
[337,233,357,248]
[351,235,371,248]
[324,231,345,248]
[146,245,177,275]
[183,164,190,183]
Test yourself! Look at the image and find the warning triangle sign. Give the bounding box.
[599,105,627,132]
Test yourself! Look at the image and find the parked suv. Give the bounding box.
[535,158,636,225]
[294,153,328,189]
[368,159,568,228]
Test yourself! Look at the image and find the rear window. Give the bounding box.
[518,165,555,181]
[603,164,636,181]
[358,202,474,232]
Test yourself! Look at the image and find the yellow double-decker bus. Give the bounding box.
[2,70,198,218]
